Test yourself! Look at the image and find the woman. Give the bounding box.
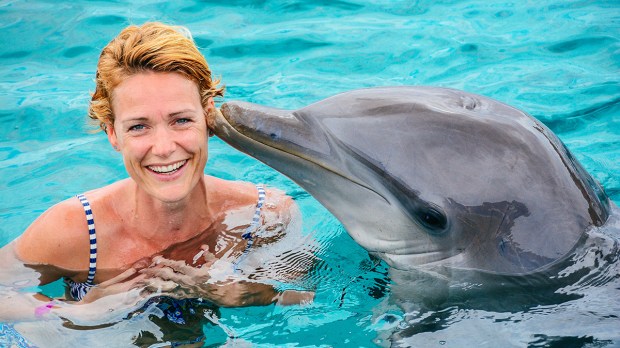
[0,22,313,346]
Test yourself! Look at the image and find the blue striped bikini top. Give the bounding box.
[64,184,266,301]
[64,194,97,300]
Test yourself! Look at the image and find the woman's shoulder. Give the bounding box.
[205,176,294,209]
[13,180,129,268]
[14,195,91,266]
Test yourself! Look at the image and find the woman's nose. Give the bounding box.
[151,126,177,157]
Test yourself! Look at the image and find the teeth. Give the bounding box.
[149,160,186,174]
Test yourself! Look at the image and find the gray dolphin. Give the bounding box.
[214,86,613,276]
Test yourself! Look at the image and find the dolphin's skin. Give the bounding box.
[214,86,613,276]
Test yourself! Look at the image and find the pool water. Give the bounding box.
[1,0,619,347]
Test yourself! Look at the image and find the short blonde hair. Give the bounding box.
[88,22,224,131]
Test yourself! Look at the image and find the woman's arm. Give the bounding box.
[0,241,57,322]
[0,200,80,321]
[0,241,152,325]
[0,199,143,323]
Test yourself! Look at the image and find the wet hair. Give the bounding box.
[88,22,224,132]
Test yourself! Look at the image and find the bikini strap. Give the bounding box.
[234,184,266,272]
[76,194,97,285]
[241,184,266,243]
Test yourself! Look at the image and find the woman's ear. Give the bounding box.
[106,122,120,151]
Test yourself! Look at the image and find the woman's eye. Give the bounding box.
[176,118,191,125]
[128,124,145,132]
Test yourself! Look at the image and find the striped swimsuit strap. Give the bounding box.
[234,184,266,271]
[241,184,266,245]
[67,194,98,300]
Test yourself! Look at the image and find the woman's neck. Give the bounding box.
[129,178,214,241]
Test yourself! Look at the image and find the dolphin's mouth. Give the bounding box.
[214,108,387,202]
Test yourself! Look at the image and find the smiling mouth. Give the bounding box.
[148,160,187,174]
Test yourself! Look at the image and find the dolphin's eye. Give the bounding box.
[416,207,448,233]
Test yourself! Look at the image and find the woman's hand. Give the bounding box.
[138,245,216,298]
[79,267,149,304]
[138,246,314,307]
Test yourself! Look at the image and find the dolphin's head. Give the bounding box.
[215,87,610,275]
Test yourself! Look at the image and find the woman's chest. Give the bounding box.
[92,223,248,276]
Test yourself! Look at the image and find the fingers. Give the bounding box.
[151,256,196,275]
[140,264,183,282]
[139,279,186,299]
[191,249,205,265]
[190,245,217,267]
[131,256,152,270]
[201,245,217,267]
[126,273,149,289]
[148,255,214,282]
[144,279,178,292]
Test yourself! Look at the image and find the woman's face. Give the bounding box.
[107,71,212,203]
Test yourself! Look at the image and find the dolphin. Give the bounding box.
[213,86,613,277]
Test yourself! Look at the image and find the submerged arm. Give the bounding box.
[0,241,150,325]
[0,199,151,325]
[0,241,58,322]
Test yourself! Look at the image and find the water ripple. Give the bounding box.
[546,36,618,54]
[210,38,330,58]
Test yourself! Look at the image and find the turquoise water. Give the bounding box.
[1,0,619,347]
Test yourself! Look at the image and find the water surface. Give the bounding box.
[1,0,619,347]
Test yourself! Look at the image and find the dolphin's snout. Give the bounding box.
[221,101,294,132]
[220,101,334,158]
[220,102,251,128]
